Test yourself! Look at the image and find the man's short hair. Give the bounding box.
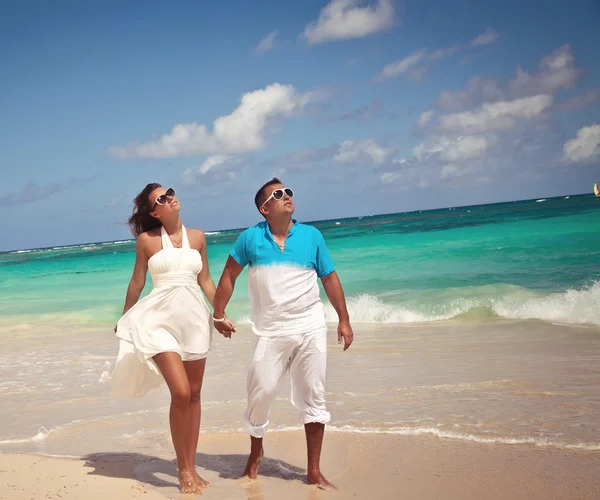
[254,177,283,211]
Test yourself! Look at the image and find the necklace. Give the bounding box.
[168,232,182,248]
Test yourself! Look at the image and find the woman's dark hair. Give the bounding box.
[127,183,163,237]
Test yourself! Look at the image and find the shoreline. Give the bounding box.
[1,430,599,499]
[1,319,600,457]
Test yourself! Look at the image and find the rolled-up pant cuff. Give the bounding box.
[243,409,269,438]
[300,411,331,425]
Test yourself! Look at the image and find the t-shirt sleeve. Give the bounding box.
[230,230,251,267]
[315,229,335,278]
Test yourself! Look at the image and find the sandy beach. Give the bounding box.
[2,431,599,499]
[1,320,600,499]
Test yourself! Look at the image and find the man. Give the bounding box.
[212,178,353,489]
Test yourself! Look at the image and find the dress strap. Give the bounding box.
[160,226,173,249]
[181,226,191,249]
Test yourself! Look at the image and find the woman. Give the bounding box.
[111,183,235,494]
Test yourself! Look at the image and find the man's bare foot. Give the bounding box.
[179,470,202,494]
[193,470,211,488]
[242,447,264,479]
[307,471,337,490]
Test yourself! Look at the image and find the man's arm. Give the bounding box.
[213,256,245,337]
[321,271,354,351]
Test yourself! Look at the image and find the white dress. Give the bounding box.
[110,225,213,398]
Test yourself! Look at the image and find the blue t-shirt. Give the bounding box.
[230,220,335,336]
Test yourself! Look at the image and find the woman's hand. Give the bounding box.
[214,317,236,338]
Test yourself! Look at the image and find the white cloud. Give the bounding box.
[437,76,504,110]
[556,88,600,111]
[563,124,600,163]
[429,44,460,61]
[381,171,402,184]
[412,141,444,161]
[375,49,426,81]
[437,45,581,111]
[109,83,315,160]
[303,0,394,45]
[509,45,581,98]
[440,164,459,179]
[469,27,498,47]
[392,156,407,165]
[438,94,553,134]
[183,155,240,185]
[407,65,429,82]
[375,27,498,82]
[0,181,60,206]
[413,135,488,162]
[439,165,488,185]
[334,139,395,165]
[199,155,233,174]
[182,169,195,185]
[1,176,96,206]
[417,110,434,127]
[441,136,488,162]
[254,30,278,54]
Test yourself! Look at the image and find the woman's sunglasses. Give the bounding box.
[152,188,175,210]
[261,187,294,207]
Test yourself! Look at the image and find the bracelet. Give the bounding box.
[212,316,226,322]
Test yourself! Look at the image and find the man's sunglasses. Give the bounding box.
[152,188,175,210]
[261,187,294,208]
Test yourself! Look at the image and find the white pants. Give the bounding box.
[243,327,330,438]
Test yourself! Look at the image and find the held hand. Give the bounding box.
[337,321,354,351]
[214,317,236,338]
[114,324,117,335]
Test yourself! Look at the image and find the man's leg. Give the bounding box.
[305,422,331,487]
[289,327,335,489]
[243,335,290,479]
[243,435,264,480]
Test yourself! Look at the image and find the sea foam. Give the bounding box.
[324,282,600,326]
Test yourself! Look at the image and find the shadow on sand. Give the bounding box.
[83,451,307,495]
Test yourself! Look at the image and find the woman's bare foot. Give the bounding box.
[193,470,211,488]
[242,446,264,479]
[179,470,202,494]
[307,471,337,490]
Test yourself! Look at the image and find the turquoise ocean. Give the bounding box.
[1,194,599,459]
[2,194,599,329]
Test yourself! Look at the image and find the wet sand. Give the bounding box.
[1,320,599,498]
[1,430,599,499]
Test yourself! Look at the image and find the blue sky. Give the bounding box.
[1,0,599,251]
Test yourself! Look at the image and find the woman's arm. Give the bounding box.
[122,234,149,315]
[196,231,217,307]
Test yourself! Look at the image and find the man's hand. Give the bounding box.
[337,321,354,351]
[214,317,236,338]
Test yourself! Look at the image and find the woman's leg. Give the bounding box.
[183,358,210,487]
[152,352,200,494]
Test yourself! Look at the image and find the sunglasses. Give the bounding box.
[261,187,294,207]
[152,187,175,210]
